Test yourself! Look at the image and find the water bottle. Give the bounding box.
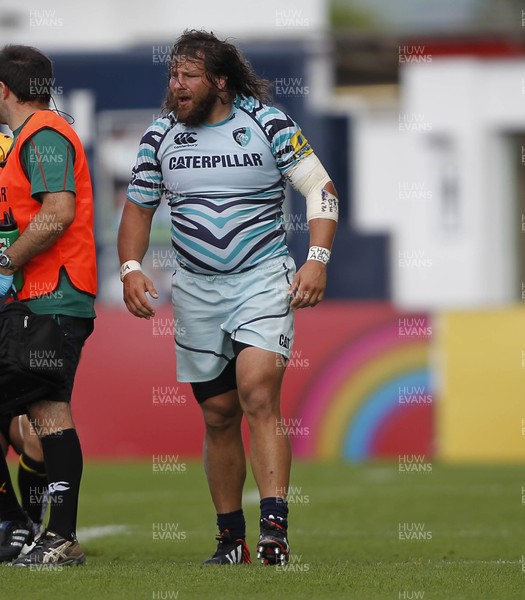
[0,208,24,291]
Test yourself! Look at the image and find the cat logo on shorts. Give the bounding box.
[279,334,291,349]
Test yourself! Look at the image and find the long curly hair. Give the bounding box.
[163,29,272,112]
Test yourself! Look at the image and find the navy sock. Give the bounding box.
[260,496,288,530]
[217,509,246,540]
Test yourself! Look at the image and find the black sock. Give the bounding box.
[260,497,288,530]
[217,509,246,540]
[40,428,83,541]
[0,450,26,522]
[18,453,47,527]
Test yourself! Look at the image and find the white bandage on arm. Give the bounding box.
[284,153,339,222]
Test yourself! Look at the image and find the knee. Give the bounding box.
[239,387,278,423]
[202,397,242,434]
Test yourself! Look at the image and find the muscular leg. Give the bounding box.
[235,347,290,500]
[199,389,252,564]
[200,390,245,513]
[235,347,291,565]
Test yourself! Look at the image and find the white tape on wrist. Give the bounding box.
[120,260,142,282]
[307,246,331,265]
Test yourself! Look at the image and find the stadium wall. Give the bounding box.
[72,303,524,463]
[72,302,434,461]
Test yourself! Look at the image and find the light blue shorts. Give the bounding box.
[171,255,296,383]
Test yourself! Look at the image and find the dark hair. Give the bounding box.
[0,45,53,104]
[168,29,272,103]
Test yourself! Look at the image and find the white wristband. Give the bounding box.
[307,246,331,265]
[120,260,142,282]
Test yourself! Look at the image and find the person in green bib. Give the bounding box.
[0,44,97,567]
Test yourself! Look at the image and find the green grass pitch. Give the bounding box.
[1,460,523,599]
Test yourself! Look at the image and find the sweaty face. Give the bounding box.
[168,57,219,127]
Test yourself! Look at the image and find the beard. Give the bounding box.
[164,86,220,127]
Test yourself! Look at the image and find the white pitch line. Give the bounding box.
[76,524,130,542]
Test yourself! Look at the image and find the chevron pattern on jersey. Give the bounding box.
[127,97,313,274]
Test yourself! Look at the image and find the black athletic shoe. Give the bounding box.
[257,518,290,566]
[11,529,85,567]
[0,517,34,562]
[203,529,251,565]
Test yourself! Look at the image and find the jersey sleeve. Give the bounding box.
[21,129,76,200]
[236,98,313,175]
[126,119,170,209]
[272,120,312,174]
[260,106,313,174]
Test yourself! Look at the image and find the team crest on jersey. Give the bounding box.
[232,127,251,147]
[174,131,198,146]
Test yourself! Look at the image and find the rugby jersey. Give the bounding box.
[127,95,312,274]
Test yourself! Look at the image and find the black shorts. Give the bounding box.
[1,314,93,419]
[52,315,94,403]
[190,340,250,404]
